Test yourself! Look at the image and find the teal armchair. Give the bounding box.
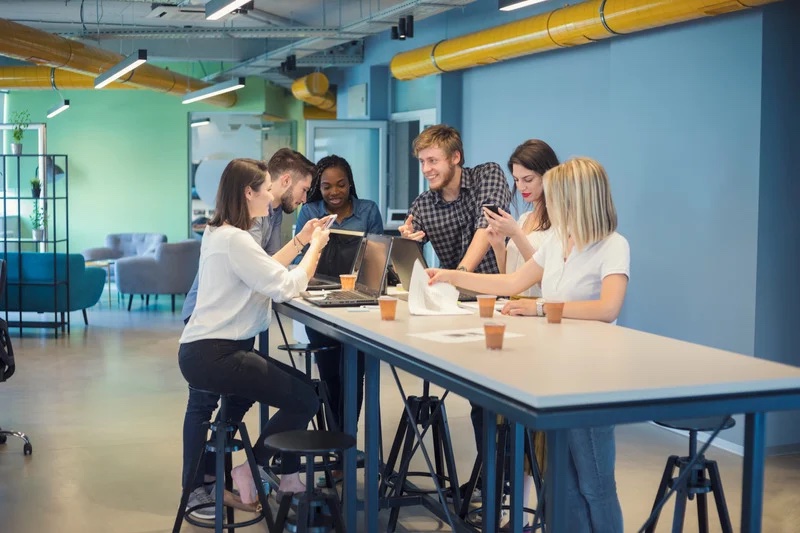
[0,252,106,325]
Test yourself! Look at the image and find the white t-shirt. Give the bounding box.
[533,231,630,303]
[505,212,552,297]
[180,224,308,344]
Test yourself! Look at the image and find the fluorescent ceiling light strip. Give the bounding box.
[499,0,549,12]
[206,0,251,21]
[182,78,246,105]
[191,119,211,128]
[46,99,70,118]
[95,50,147,89]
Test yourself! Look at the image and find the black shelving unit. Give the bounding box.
[1,153,70,336]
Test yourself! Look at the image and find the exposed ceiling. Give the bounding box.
[0,0,476,88]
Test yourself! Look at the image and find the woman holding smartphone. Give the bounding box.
[482,139,559,297]
[293,155,383,482]
[428,157,628,532]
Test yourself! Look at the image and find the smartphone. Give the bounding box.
[482,204,500,215]
[322,214,338,229]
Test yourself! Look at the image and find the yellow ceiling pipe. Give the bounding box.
[0,18,236,107]
[390,0,782,80]
[0,66,133,90]
[291,72,337,112]
[303,105,337,120]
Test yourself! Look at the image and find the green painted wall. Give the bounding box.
[5,78,267,254]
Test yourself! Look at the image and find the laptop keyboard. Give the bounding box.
[324,290,370,301]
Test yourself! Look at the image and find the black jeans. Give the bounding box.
[305,326,365,431]
[179,338,319,475]
[182,387,255,491]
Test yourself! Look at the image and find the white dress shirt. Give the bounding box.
[180,224,308,344]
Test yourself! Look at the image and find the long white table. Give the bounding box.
[271,298,800,532]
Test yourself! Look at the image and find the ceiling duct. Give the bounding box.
[0,17,237,107]
[390,0,781,80]
[0,66,133,90]
[291,73,336,112]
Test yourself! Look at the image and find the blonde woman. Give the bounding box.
[428,157,628,532]
[484,139,559,297]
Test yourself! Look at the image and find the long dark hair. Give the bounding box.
[307,154,359,204]
[507,139,559,231]
[208,158,268,230]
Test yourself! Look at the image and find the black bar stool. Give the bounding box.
[646,417,735,533]
[266,430,356,533]
[173,393,274,533]
[381,381,461,532]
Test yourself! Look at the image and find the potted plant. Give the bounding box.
[30,199,45,241]
[10,110,31,155]
[30,177,41,198]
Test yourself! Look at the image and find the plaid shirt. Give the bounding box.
[409,162,511,273]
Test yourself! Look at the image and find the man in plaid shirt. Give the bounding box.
[399,124,511,500]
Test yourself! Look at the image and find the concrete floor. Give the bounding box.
[1,294,799,532]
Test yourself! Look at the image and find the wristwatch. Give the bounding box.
[536,298,545,317]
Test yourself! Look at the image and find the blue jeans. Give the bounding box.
[564,426,623,533]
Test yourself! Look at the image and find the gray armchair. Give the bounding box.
[114,240,201,312]
[81,233,168,262]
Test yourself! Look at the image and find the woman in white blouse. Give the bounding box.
[483,139,559,297]
[179,158,330,503]
[428,157,628,532]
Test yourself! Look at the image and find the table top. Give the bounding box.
[279,298,800,412]
[85,259,115,267]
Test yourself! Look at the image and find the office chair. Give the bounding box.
[0,259,33,455]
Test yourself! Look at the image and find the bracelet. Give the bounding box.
[456,265,467,272]
[293,236,305,253]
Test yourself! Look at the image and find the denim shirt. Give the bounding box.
[292,197,383,264]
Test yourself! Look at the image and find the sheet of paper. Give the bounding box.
[408,327,524,344]
[408,260,471,316]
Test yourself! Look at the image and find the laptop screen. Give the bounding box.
[354,234,392,297]
[316,228,365,279]
[390,237,427,291]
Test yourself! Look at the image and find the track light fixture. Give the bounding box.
[94,49,147,89]
[499,0,550,11]
[182,77,246,104]
[391,15,414,40]
[205,0,254,21]
[47,99,70,119]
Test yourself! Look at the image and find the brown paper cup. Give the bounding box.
[378,296,398,321]
[544,301,564,324]
[484,322,506,350]
[476,294,497,318]
[340,274,357,291]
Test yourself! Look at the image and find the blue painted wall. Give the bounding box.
[756,0,800,451]
[340,0,800,448]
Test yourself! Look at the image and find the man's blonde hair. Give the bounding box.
[412,124,465,167]
[543,157,617,250]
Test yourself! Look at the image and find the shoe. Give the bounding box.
[186,486,215,520]
[446,483,482,503]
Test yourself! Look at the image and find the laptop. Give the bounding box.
[306,228,366,290]
[390,237,478,302]
[302,233,393,307]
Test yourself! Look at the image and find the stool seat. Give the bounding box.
[277,343,338,354]
[655,417,736,433]
[265,430,356,454]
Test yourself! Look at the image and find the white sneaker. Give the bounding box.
[186,486,216,520]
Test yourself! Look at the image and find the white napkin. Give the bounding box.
[408,260,471,316]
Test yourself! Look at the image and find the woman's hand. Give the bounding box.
[309,227,330,251]
[297,217,328,245]
[484,207,520,239]
[426,268,452,285]
[500,299,538,316]
[486,226,505,248]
